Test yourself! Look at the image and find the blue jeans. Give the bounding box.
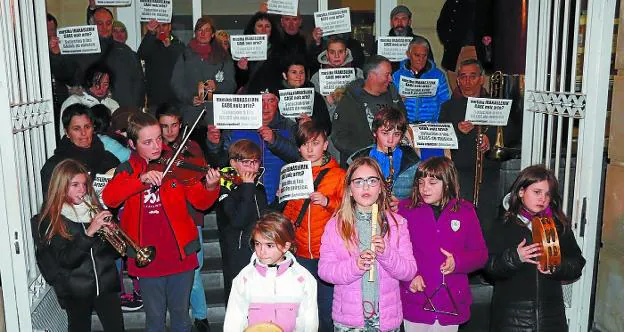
[139,270,194,332]
[190,226,207,320]
[298,256,334,332]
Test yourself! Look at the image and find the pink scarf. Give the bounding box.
[189,39,212,61]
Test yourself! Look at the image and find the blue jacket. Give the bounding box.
[392,59,450,123]
[206,114,300,203]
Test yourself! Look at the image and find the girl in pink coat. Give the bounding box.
[319,157,418,331]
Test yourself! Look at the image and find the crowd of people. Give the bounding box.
[35,2,586,332]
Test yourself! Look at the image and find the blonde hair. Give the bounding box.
[38,159,101,241]
[335,157,395,251]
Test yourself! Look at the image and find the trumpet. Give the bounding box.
[473,125,484,207]
[82,197,156,268]
[486,71,510,161]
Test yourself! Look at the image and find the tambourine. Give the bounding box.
[531,216,561,273]
[244,322,283,332]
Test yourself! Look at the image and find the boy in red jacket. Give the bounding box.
[102,112,220,331]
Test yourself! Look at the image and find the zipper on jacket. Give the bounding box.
[307,208,313,259]
[238,231,243,250]
[161,188,184,260]
[535,240,540,332]
[82,224,100,296]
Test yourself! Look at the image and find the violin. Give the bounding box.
[148,149,242,186]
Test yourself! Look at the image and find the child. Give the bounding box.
[318,157,417,331]
[217,139,268,302]
[282,120,345,331]
[398,157,487,331]
[36,159,123,331]
[102,112,220,332]
[485,165,585,331]
[348,106,420,199]
[224,212,319,331]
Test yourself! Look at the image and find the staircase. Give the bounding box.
[93,212,226,331]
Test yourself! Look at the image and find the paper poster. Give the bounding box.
[267,0,298,16]
[410,123,459,149]
[213,94,263,129]
[95,0,131,5]
[318,68,356,96]
[57,26,101,55]
[377,37,412,62]
[279,88,315,119]
[399,76,439,97]
[92,168,115,207]
[465,97,513,126]
[139,0,173,23]
[278,161,314,203]
[230,35,268,61]
[314,8,351,37]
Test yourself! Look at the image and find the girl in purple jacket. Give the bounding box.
[319,157,417,331]
[398,157,487,331]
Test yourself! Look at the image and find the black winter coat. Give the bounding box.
[485,215,585,332]
[37,215,120,305]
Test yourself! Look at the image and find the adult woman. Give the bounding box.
[36,159,122,331]
[236,12,283,91]
[171,16,236,126]
[41,104,120,198]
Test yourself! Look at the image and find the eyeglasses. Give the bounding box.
[237,159,260,167]
[350,176,381,188]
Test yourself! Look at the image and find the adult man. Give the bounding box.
[71,7,145,109]
[102,113,220,332]
[438,59,498,234]
[381,5,434,71]
[279,14,309,61]
[332,55,405,166]
[138,19,185,111]
[206,87,300,203]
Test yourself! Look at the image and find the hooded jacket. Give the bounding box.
[392,59,451,123]
[40,135,120,198]
[332,79,406,166]
[283,157,345,259]
[484,200,585,331]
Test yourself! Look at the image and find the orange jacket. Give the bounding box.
[283,158,345,259]
[101,152,219,259]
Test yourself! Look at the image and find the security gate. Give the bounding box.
[0,0,63,331]
[522,0,615,331]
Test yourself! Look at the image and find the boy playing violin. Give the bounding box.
[102,112,220,332]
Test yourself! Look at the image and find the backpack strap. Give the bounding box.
[294,168,331,228]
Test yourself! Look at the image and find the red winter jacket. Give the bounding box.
[102,151,219,259]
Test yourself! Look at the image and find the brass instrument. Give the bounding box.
[473,126,484,207]
[82,197,156,268]
[486,71,510,161]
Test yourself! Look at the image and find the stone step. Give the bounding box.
[92,306,225,331]
[203,212,218,230]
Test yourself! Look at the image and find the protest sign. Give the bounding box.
[213,94,263,129]
[278,161,314,203]
[267,0,298,16]
[57,26,101,55]
[399,76,439,97]
[279,88,315,119]
[318,68,356,96]
[410,123,458,149]
[95,0,131,5]
[230,35,268,61]
[139,0,172,23]
[465,97,513,126]
[314,8,351,36]
[377,37,412,62]
[93,168,115,207]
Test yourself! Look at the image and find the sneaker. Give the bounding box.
[120,293,143,312]
[194,318,210,332]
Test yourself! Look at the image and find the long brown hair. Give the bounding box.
[250,212,297,254]
[38,159,100,242]
[505,165,570,231]
[336,157,395,251]
[408,156,461,211]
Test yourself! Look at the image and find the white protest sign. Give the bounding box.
[92,169,115,207]
[213,94,263,129]
[318,68,356,96]
[279,88,315,119]
[278,161,314,203]
[409,123,458,149]
[314,8,351,37]
[465,97,513,126]
[377,37,412,62]
[139,0,172,23]
[399,76,439,97]
[230,35,268,61]
[95,0,131,5]
[57,26,101,55]
[267,0,298,17]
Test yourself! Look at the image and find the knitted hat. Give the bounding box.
[390,5,412,19]
[112,20,127,32]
